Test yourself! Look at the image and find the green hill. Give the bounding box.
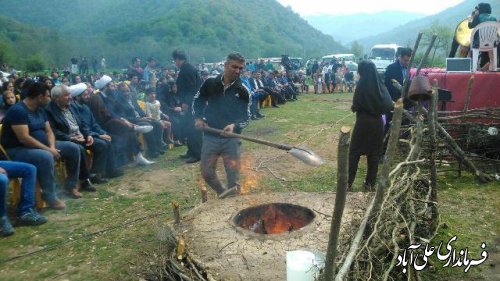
[0,0,344,69]
[0,15,71,71]
[305,11,425,44]
[357,0,500,50]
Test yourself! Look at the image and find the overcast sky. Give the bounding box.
[277,0,466,16]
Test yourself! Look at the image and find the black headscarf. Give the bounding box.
[352,60,393,116]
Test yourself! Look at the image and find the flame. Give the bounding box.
[238,204,310,234]
[239,155,260,195]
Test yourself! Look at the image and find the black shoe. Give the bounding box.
[272,105,280,108]
[184,157,200,164]
[256,113,265,118]
[174,140,183,147]
[90,174,108,184]
[251,115,259,120]
[81,179,97,192]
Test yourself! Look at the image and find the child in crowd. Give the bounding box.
[144,88,174,147]
[315,70,323,94]
[0,90,18,122]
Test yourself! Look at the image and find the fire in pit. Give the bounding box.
[233,203,315,234]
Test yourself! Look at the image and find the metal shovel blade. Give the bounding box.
[288,147,325,167]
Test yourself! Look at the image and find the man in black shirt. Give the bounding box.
[173,50,202,163]
[193,52,250,198]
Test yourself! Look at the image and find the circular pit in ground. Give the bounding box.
[233,203,315,235]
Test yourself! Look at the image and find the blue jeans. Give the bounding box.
[0,161,36,216]
[7,141,81,202]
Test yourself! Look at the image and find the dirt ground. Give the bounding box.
[173,192,371,281]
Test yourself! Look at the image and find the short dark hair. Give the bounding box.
[226,52,245,63]
[26,82,49,99]
[478,3,492,14]
[399,48,412,58]
[172,50,187,61]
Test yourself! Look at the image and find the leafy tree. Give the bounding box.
[24,54,46,72]
[420,21,453,67]
[350,41,364,59]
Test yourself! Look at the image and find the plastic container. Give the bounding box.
[286,250,325,281]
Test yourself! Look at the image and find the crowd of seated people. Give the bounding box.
[311,59,357,94]
[0,55,310,236]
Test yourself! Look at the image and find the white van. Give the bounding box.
[369,44,401,73]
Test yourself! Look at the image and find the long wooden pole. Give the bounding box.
[323,126,351,281]
[372,99,404,221]
[429,80,439,231]
[201,127,292,151]
[463,76,475,112]
[416,34,438,76]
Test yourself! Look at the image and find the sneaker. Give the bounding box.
[0,216,15,237]
[136,152,155,165]
[134,125,153,133]
[17,209,48,226]
[218,186,240,199]
[81,179,97,192]
[90,174,108,184]
[47,199,66,210]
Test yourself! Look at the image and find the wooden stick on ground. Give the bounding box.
[200,186,208,203]
[323,126,351,281]
[403,110,492,183]
[172,201,180,225]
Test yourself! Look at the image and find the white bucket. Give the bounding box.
[286,250,325,281]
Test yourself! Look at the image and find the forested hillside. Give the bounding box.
[0,0,344,69]
[305,11,425,44]
[357,0,500,50]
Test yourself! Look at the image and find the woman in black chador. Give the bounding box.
[348,60,393,191]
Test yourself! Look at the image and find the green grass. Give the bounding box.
[0,92,497,280]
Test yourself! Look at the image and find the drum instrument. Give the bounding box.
[454,18,473,57]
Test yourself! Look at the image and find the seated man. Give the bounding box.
[0,161,48,236]
[241,70,265,120]
[88,75,153,166]
[45,85,100,192]
[1,82,82,207]
[70,83,123,179]
[277,71,297,100]
[114,82,164,159]
[263,71,287,105]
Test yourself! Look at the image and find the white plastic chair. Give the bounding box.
[469,21,499,71]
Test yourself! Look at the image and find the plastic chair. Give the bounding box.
[0,124,45,209]
[261,95,272,108]
[470,21,499,71]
